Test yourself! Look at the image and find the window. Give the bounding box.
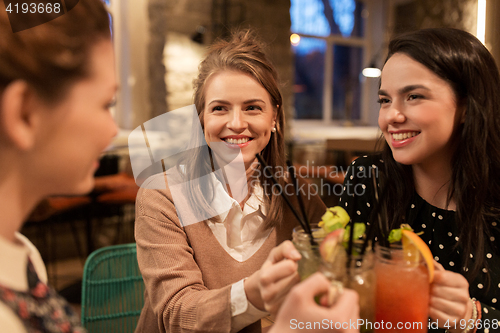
[291,0,369,123]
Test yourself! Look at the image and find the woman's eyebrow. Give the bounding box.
[242,99,265,104]
[398,84,430,94]
[378,84,430,96]
[207,99,230,106]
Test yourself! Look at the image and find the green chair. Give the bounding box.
[81,243,145,333]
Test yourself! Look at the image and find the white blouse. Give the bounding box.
[0,232,48,333]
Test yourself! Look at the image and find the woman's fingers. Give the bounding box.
[259,241,302,314]
[264,240,301,266]
[260,258,298,287]
[433,270,469,288]
[261,269,300,311]
[429,268,472,329]
[430,296,468,319]
[283,272,332,306]
[334,289,360,316]
[434,260,445,271]
[431,284,469,303]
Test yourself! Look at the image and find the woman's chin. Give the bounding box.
[66,178,95,196]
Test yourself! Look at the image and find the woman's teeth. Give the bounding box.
[392,132,419,141]
[224,138,250,144]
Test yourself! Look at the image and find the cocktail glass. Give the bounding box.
[322,243,375,333]
[292,225,325,280]
[374,244,430,333]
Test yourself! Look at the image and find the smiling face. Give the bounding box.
[378,53,462,168]
[202,70,277,170]
[33,39,118,195]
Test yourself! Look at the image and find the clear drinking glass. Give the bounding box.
[374,244,430,333]
[322,242,375,333]
[292,224,325,280]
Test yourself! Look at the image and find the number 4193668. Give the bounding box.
[5,2,62,14]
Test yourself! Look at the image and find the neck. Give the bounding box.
[412,160,455,210]
[0,167,43,243]
[245,160,260,182]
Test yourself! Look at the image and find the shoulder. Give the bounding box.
[344,154,383,187]
[349,154,384,173]
[339,155,382,215]
[136,172,176,215]
[14,233,47,284]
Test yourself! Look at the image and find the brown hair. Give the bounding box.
[380,28,500,285]
[0,0,110,104]
[187,29,286,229]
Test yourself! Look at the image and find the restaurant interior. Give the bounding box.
[19,0,500,329]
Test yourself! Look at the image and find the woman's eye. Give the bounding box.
[246,105,262,111]
[377,97,390,104]
[407,94,422,101]
[212,106,225,112]
[105,99,117,109]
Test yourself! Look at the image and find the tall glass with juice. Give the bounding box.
[375,245,429,333]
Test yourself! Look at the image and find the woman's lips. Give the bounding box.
[223,138,252,148]
[390,131,420,148]
[222,137,253,148]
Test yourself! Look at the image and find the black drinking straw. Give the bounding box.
[361,167,387,257]
[286,160,312,236]
[371,167,390,247]
[347,219,355,269]
[346,174,356,269]
[256,154,316,246]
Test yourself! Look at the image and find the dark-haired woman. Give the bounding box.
[134,31,326,333]
[340,28,500,333]
[0,1,117,332]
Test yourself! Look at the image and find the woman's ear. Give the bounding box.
[0,81,40,150]
[457,99,467,124]
[273,105,278,129]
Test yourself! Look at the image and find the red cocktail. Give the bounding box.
[374,245,429,332]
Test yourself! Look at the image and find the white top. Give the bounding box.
[206,180,272,262]
[0,232,48,333]
[207,178,271,332]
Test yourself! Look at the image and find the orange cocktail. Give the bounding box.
[374,245,429,332]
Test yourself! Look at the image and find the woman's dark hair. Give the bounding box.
[181,29,286,229]
[0,0,111,104]
[380,28,500,284]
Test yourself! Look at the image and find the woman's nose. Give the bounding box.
[384,103,406,124]
[227,109,247,131]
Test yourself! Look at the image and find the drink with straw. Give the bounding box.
[292,224,326,280]
[315,206,375,333]
[292,206,351,280]
[321,241,376,333]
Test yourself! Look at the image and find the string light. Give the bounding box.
[290,33,301,46]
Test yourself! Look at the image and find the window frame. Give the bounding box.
[292,0,379,126]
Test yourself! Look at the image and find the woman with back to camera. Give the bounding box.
[337,28,500,332]
[134,30,335,333]
[0,1,117,332]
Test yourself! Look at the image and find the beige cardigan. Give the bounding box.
[134,173,326,333]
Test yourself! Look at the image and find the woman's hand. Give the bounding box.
[256,240,302,315]
[429,261,473,333]
[270,272,360,333]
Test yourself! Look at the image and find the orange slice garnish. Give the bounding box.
[401,229,434,283]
